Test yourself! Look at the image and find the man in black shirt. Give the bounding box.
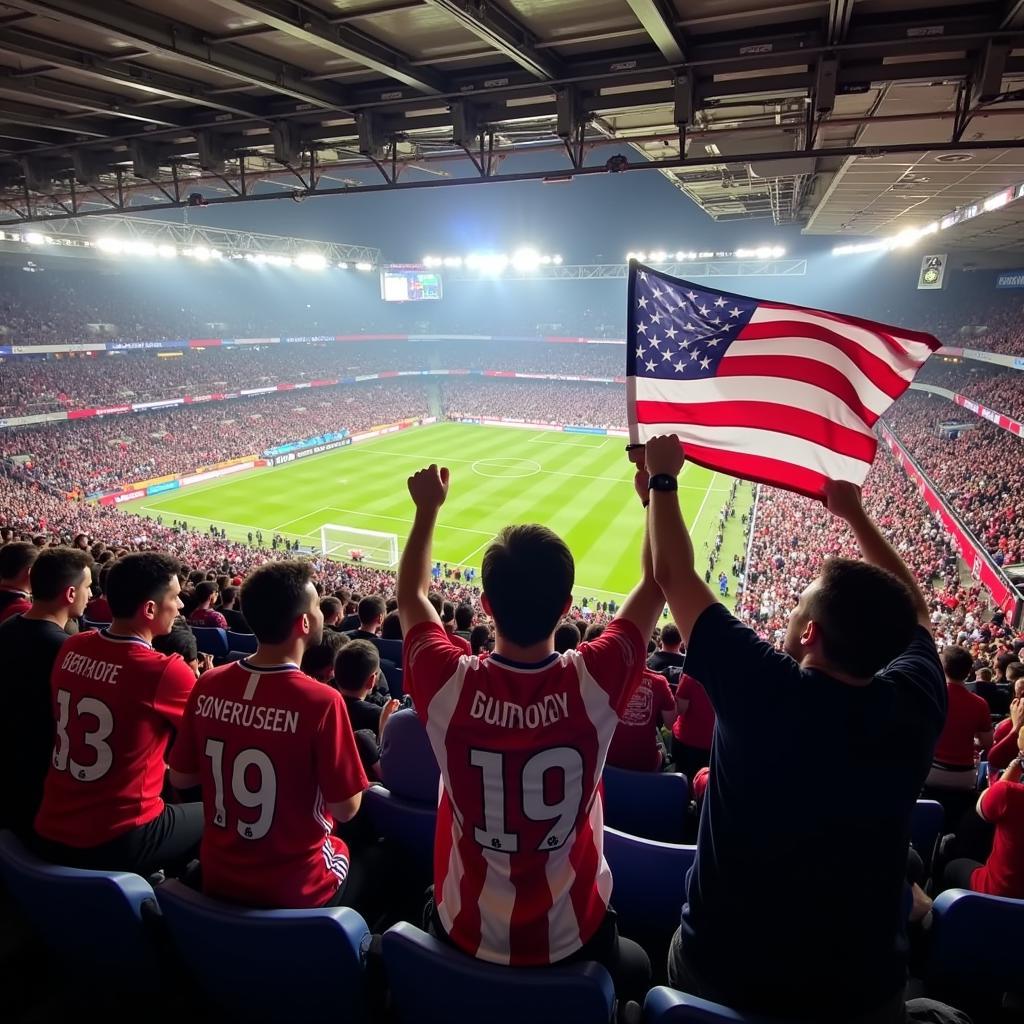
[647,622,685,675]
[643,435,951,1023]
[0,547,93,835]
[345,595,386,642]
[219,585,250,634]
[333,640,399,777]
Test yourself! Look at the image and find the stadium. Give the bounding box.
[0,0,1023,1021]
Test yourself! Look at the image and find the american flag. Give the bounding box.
[626,263,940,499]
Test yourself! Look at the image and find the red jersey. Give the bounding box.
[973,779,1024,899]
[405,617,646,966]
[672,673,716,750]
[607,669,674,771]
[84,595,111,623]
[0,588,31,624]
[189,607,228,629]
[35,629,195,847]
[169,659,368,909]
[932,683,991,767]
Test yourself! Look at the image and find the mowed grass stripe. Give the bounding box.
[124,424,744,599]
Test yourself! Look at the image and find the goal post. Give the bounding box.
[319,523,400,567]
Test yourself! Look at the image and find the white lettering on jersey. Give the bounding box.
[60,651,121,684]
[194,695,299,734]
[468,691,570,730]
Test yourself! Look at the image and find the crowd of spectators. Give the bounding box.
[883,393,1024,567]
[916,358,1024,421]
[0,342,625,417]
[442,379,624,429]
[1,381,431,495]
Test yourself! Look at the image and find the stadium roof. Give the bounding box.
[1,0,1024,248]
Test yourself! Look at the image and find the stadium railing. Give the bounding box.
[382,920,617,1024]
[155,878,370,1023]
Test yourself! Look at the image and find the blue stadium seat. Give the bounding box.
[602,765,689,844]
[379,708,439,803]
[155,879,370,1022]
[382,921,616,1024]
[928,888,1024,997]
[80,618,110,631]
[909,799,944,869]
[362,784,436,870]
[0,829,161,988]
[227,630,257,655]
[603,827,694,957]
[191,625,229,658]
[378,657,404,699]
[643,987,777,1023]
[372,637,403,664]
[977,760,989,789]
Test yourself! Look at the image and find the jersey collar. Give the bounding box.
[99,628,152,648]
[240,659,298,673]
[487,651,560,673]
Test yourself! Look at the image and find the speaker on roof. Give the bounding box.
[270,123,301,165]
[129,140,161,180]
[815,57,838,115]
[196,131,228,175]
[556,88,583,141]
[972,42,1008,105]
[451,102,478,149]
[357,112,387,160]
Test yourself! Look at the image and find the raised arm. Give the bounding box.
[397,464,448,634]
[824,480,931,630]
[644,435,717,644]
[613,456,667,643]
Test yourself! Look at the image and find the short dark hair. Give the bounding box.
[333,639,379,692]
[554,620,580,653]
[0,541,39,581]
[427,592,442,615]
[441,601,455,624]
[941,646,974,682]
[469,623,491,655]
[482,524,574,646]
[240,560,315,644]
[380,610,403,640]
[455,603,474,631]
[995,652,1017,677]
[107,552,181,619]
[661,623,682,648]
[153,624,198,663]
[358,595,386,626]
[584,623,605,642]
[194,580,218,606]
[320,596,342,621]
[29,547,93,602]
[805,558,916,678]
[301,630,347,679]
[221,585,239,607]
[1006,661,1024,683]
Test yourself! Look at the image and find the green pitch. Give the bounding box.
[121,422,754,601]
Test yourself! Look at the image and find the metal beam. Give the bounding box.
[0,29,273,119]
[207,0,446,94]
[624,0,686,64]
[4,0,351,109]
[826,0,856,45]
[1003,0,1024,28]
[421,0,562,80]
[0,100,109,137]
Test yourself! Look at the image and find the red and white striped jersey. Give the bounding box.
[169,659,368,909]
[405,618,646,965]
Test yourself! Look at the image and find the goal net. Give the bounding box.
[319,523,400,567]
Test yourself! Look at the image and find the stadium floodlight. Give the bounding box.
[422,255,442,268]
[650,250,668,262]
[157,244,177,258]
[511,247,541,271]
[552,255,563,265]
[265,254,292,267]
[123,240,157,257]
[337,261,349,269]
[320,524,399,567]
[295,252,328,271]
[832,240,885,256]
[96,236,124,254]
[355,261,373,271]
[190,246,212,261]
[442,256,462,267]
[24,231,46,245]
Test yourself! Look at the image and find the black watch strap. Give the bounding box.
[648,473,679,493]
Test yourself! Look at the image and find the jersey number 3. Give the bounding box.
[53,690,114,782]
[470,747,584,853]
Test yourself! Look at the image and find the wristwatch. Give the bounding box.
[648,473,679,493]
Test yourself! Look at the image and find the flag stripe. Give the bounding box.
[633,373,876,442]
[631,420,874,483]
[715,353,884,425]
[760,300,941,358]
[634,399,877,462]
[741,311,911,395]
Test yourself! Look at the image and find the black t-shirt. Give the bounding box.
[221,607,250,634]
[971,680,1010,717]
[0,615,67,834]
[647,650,685,674]
[342,693,383,735]
[678,603,945,1018]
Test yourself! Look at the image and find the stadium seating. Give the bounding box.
[191,626,229,659]
[382,920,616,1024]
[909,800,944,872]
[643,987,776,1023]
[378,657,404,699]
[0,830,161,988]
[603,828,695,963]
[372,637,404,664]
[379,708,440,803]
[927,888,1024,1000]
[602,766,689,844]
[155,878,370,1022]
[227,630,257,655]
[361,784,436,872]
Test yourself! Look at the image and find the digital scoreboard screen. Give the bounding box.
[380,267,443,302]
